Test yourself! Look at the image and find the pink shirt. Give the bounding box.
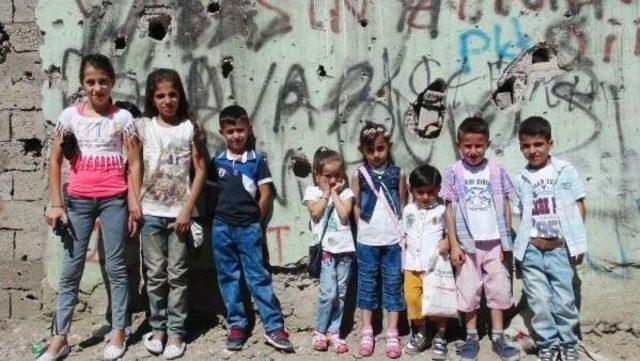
[56,104,137,198]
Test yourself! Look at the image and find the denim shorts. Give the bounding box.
[356,243,405,312]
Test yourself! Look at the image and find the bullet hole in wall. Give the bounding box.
[317,65,327,77]
[115,35,126,50]
[207,1,221,14]
[531,47,550,63]
[21,138,43,157]
[359,19,368,27]
[148,15,171,41]
[290,153,312,178]
[221,57,234,78]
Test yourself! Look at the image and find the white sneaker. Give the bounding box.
[37,344,71,361]
[103,343,126,360]
[163,342,186,360]
[143,332,165,354]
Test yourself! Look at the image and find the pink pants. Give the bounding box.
[455,240,512,313]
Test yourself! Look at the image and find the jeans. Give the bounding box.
[316,252,353,334]
[141,215,188,338]
[356,243,405,312]
[521,244,579,349]
[212,219,283,332]
[54,194,129,335]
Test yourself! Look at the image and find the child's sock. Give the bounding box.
[435,326,446,338]
[466,329,479,340]
[491,329,504,341]
[410,321,425,336]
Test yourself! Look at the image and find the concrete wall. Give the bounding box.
[0,0,635,323]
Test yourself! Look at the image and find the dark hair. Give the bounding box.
[219,105,250,128]
[144,68,205,143]
[519,116,552,141]
[457,116,489,140]
[313,147,344,178]
[409,164,442,189]
[359,121,391,148]
[114,101,141,118]
[79,53,115,83]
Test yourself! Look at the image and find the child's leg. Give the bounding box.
[99,195,130,345]
[454,251,482,338]
[545,248,579,348]
[166,224,188,344]
[356,243,381,328]
[212,219,249,331]
[479,241,512,339]
[430,316,447,337]
[317,253,338,334]
[141,216,170,340]
[380,244,405,328]
[326,253,353,335]
[403,270,425,333]
[234,222,284,333]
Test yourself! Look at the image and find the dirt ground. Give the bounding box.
[2,271,639,360]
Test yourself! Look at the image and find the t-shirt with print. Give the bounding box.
[463,161,500,241]
[524,163,562,238]
[138,117,194,218]
[356,167,402,247]
[403,203,445,271]
[303,187,356,254]
[208,149,272,226]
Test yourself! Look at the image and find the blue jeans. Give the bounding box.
[356,243,405,312]
[212,219,284,332]
[521,244,579,349]
[54,194,129,334]
[316,252,353,334]
[141,216,188,338]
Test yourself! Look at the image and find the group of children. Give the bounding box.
[39,53,587,361]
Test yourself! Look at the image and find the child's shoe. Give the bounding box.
[459,338,480,361]
[537,347,559,361]
[264,328,294,352]
[431,336,448,360]
[163,341,186,360]
[226,327,246,351]
[327,332,349,354]
[560,344,579,361]
[404,331,428,355]
[358,326,375,357]
[36,344,71,361]
[385,329,402,359]
[492,336,521,361]
[312,330,328,351]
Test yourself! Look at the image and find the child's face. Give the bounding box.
[360,134,391,168]
[81,65,113,109]
[457,132,490,166]
[411,185,439,210]
[519,134,553,169]
[220,120,250,155]
[153,80,180,121]
[316,160,343,188]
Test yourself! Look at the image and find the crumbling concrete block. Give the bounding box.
[0,200,43,230]
[11,110,45,140]
[4,23,42,52]
[12,170,44,201]
[0,260,44,290]
[0,229,15,261]
[0,170,12,200]
[0,1,12,23]
[0,290,10,319]
[0,141,42,171]
[15,229,46,261]
[403,79,447,139]
[14,0,38,23]
[10,289,42,319]
[0,110,9,141]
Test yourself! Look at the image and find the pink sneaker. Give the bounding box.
[385,329,402,359]
[359,327,375,357]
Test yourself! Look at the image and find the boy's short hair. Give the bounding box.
[457,116,489,140]
[409,164,442,189]
[219,105,250,128]
[518,116,552,141]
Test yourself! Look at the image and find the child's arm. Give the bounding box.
[331,182,353,225]
[351,171,361,226]
[175,141,207,236]
[258,183,271,220]
[126,137,142,236]
[438,236,450,255]
[576,198,586,221]
[399,170,408,213]
[445,201,465,266]
[44,136,66,227]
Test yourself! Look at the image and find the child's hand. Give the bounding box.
[438,239,450,255]
[450,246,466,267]
[331,179,344,194]
[318,177,331,195]
[570,254,584,265]
[500,251,512,263]
[175,208,191,236]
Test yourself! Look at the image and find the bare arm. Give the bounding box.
[351,171,361,226]
[576,198,586,221]
[44,136,65,226]
[174,141,207,235]
[399,171,408,214]
[258,183,271,220]
[504,196,512,229]
[332,186,353,225]
[305,198,329,224]
[445,201,466,266]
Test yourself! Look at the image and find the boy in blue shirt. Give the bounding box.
[208,105,293,352]
[513,116,586,361]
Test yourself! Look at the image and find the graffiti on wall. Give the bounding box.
[38,0,639,272]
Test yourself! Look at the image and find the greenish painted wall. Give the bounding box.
[38,1,640,322]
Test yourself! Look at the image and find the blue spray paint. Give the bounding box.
[459,17,530,74]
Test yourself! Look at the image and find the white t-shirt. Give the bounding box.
[524,163,562,238]
[356,168,402,247]
[303,187,356,254]
[463,162,500,241]
[138,117,195,218]
[403,203,445,271]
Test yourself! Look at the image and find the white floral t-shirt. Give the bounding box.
[303,186,356,254]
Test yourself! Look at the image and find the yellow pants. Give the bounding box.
[404,270,425,321]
